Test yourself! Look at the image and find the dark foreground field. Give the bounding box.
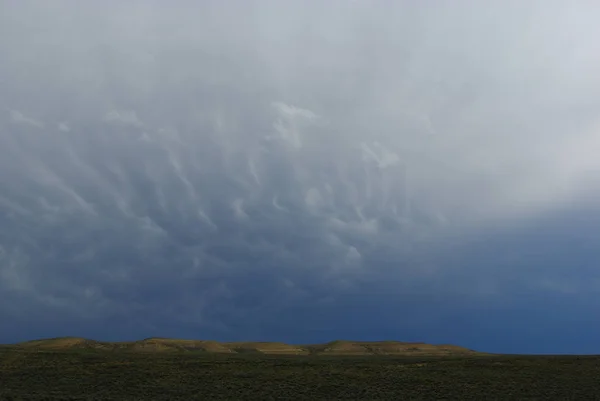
[1,348,599,400]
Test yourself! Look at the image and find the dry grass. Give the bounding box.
[10,337,476,356]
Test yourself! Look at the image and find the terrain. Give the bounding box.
[9,336,477,356]
[1,338,599,400]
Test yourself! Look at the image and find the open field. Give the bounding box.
[1,345,599,400]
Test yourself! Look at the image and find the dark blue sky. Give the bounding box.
[1,0,600,354]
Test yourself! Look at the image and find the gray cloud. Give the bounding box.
[1,0,600,341]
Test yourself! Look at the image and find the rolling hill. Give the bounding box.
[10,337,477,356]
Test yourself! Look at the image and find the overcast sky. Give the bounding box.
[1,0,600,353]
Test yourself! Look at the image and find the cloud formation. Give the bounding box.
[1,0,600,352]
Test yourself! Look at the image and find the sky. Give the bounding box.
[1,0,600,354]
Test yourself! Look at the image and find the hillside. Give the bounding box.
[10,337,477,356]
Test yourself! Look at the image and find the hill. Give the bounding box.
[10,337,477,356]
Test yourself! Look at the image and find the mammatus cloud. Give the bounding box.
[9,110,44,128]
[270,101,318,149]
[1,1,600,349]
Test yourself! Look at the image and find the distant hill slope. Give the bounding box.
[10,337,478,356]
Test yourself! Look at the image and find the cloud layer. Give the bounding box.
[1,1,600,352]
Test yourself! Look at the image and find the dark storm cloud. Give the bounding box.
[1,0,600,349]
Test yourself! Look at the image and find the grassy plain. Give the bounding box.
[1,346,599,400]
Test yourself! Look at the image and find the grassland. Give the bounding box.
[1,345,599,400]
[8,337,476,356]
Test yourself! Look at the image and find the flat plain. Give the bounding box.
[0,338,598,400]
